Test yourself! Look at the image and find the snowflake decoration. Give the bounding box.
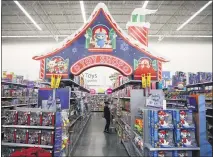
[120,42,129,51]
[72,48,77,53]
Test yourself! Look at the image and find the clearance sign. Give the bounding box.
[70,55,133,76]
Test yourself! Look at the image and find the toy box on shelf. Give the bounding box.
[143,94,212,157]
[1,72,41,110]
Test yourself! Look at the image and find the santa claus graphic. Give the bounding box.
[134,58,157,80]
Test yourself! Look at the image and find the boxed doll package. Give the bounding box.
[153,110,174,129]
[28,130,41,144]
[149,151,173,157]
[3,110,18,125]
[41,131,54,145]
[16,129,27,144]
[30,111,42,126]
[175,128,197,148]
[3,128,16,142]
[17,111,30,125]
[173,110,195,129]
[42,112,55,126]
[173,151,192,157]
[153,129,175,148]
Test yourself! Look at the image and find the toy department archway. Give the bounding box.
[33,3,169,81]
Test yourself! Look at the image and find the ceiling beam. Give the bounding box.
[37,1,61,40]
[30,2,57,41]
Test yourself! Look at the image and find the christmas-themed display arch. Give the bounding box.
[32,3,169,80]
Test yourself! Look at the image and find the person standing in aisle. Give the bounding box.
[103,101,110,133]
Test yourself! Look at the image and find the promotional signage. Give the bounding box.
[71,55,133,76]
[33,3,168,81]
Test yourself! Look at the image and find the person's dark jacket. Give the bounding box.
[104,106,110,120]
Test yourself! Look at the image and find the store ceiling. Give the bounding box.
[1,1,212,42]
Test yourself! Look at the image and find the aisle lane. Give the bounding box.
[72,112,128,156]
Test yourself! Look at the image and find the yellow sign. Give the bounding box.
[55,75,62,88]
[147,73,151,87]
[51,75,56,88]
[142,74,146,88]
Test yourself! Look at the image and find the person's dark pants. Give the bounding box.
[104,118,110,132]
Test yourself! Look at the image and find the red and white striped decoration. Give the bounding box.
[128,26,148,46]
[158,61,162,81]
[39,59,45,79]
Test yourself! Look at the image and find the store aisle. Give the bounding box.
[72,112,128,156]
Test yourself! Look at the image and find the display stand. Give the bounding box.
[112,85,212,157]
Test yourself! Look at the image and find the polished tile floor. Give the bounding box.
[72,112,129,156]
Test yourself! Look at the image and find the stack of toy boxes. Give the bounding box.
[148,109,197,157]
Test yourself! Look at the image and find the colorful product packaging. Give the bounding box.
[28,130,41,144]
[149,150,173,157]
[30,111,42,126]
[3,128,16,143]
[17,111,30,125]
[41,131,54,145]
[153,129,175,148]
[173,150,192,157]
[173,110,195,129]
[153,110,174,129]
[175,128,197,148]
[15,129,27,144]
[42,112,55,126]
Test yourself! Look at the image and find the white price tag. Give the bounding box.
[163,100,167,110]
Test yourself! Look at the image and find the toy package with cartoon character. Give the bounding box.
[175,128,197,148]
[153,129,175,148]
[173,110,195,129]
[28,130,41,144]
[41,131,54,145]
[42,112,55,126]
[3,128,16,142]
[2,110,18,125]
[149,150,173,157]
[30,111,42,126]
[15,129,27,144]
[173,150,192,157]
[17,111,30,125]
[153,110,174,129]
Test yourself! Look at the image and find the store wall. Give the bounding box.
[2,39,212,81]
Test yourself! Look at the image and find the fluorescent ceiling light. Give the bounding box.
[80,1,86,23]
[176,1,212,31]
[142,1,149,9]
[2,35,212,38]
[14,1,42,31]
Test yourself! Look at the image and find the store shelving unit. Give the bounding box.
[112,82,212,157]
[60,79,90,93]
[186,81,213,147]
[112,80,141,92]
[1,81,39,109]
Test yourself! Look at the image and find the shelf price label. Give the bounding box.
[142,74,146,88]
